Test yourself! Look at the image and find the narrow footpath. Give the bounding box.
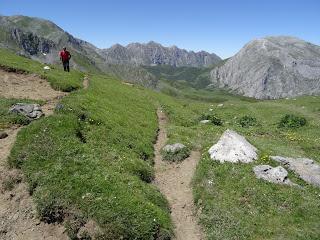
[0,70,89,240]
[154,109,203,240]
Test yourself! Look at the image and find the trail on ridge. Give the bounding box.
[154,109,203,240]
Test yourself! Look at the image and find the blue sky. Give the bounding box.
[1,0,319,58]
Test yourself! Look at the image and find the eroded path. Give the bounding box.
[0,70,90,240]
[154,109,203,240]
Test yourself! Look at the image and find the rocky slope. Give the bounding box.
[210,36,320,99]
[100,41,221,67]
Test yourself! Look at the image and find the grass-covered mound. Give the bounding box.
[8,74,173,239]
[158,92,320,239]
[0,48,83,91]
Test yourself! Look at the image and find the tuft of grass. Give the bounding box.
[0,48,84,92]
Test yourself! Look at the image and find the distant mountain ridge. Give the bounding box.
[0,15,220,69]
[100,41,221,67]
[210,36,320,99]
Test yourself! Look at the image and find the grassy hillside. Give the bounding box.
[157,91,320,239]
[1,49,172,239]
[1,48,320,239]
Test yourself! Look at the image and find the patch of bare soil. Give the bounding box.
[0,69,66,101]
[83,75,89,90]
[154,109,203,240]
[0,70,69,240]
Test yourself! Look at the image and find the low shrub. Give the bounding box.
[238,115,257,128]
[200,113,223,126]
[278,114,307,129]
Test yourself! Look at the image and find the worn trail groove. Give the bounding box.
[0,71,89,239]
[154,109,203,240]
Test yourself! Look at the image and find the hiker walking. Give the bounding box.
[59,47,71,72]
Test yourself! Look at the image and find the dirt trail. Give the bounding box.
[154,109,203,240]
[0,70,88,239]
[83,75,89,90]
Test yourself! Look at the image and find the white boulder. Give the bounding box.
[208,129,257,163]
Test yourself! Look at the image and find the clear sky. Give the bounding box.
[1,0,319,58]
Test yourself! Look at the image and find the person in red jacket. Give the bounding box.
[59,47,71,72]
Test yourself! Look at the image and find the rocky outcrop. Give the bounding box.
[210,36,320,99]
[11,28,56,55]
[9,103,44,120]
[208,129,257,163]
[253,165,294,185]
[101,41,221,67]
[271,156,320,187]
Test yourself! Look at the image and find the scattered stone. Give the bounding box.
[271,156,320,187]
[208,129,257,163]
[9,103,44,119]
[55,103,64,111]
[253,165,294,185]
[217,103,224,107]
[162,143,189,162]
[43,66,51,70]
[0,131,8,139]
[200,120,210,124]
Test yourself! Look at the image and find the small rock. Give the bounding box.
[55,103,64,111]
[163,143,186,153]
[162,143,189,162]
[9,103,44,120]
[271,156,320,187]
[0,132,8,139]
[200,120,210,124]
[217,103,224,107]
[43,66,50,70]
[208,129,257,163]
[253,165,294,185]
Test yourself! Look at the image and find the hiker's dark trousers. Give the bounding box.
[62,60,70,72]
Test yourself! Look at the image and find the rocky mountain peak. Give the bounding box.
[210,36,320,99]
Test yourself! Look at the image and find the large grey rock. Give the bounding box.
[208,129,257,163]
[210,36,320,99]
[271,156,320,187]
[253,165,294,185]
[9,103,44,119]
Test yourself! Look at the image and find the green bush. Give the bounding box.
[238,115,257,128]
[278,114,307,129]
[200,113,223,126]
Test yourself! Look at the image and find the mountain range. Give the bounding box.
[1,15,320,99]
